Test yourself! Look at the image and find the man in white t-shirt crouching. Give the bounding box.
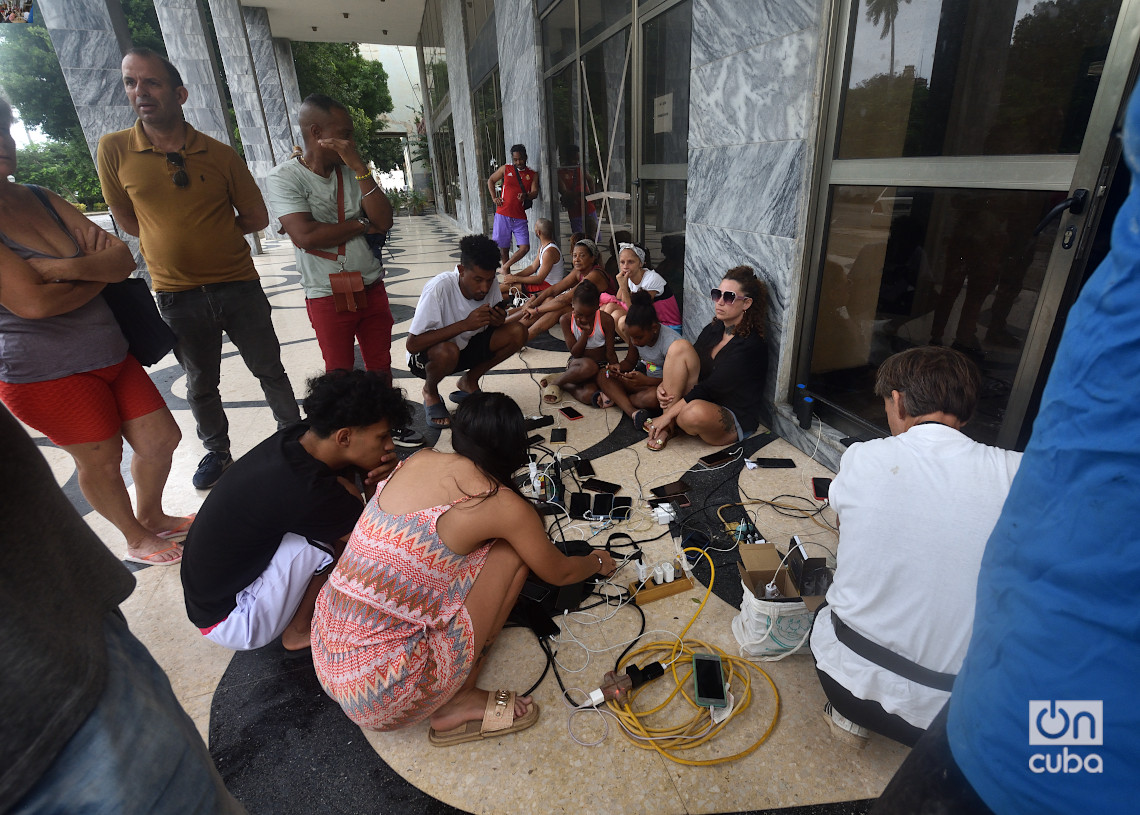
[406,234,528,429]
[811,346,1022,747]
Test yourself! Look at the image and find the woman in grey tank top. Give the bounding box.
[0,97,190,566]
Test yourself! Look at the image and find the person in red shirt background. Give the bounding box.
[487,144,538,272]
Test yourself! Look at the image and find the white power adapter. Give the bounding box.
[653,503,676,525]
[662,562,675,583]
[652,564,665,585]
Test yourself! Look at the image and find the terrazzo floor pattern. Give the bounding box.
[34,215,910,814]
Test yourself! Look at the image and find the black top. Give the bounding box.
[685,322,768,434]
[180,424,365,627]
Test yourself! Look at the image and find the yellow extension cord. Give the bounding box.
[604,548,781,765]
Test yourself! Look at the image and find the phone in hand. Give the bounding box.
[493,300,508,313]
[692,653,728,708]
[559,406,584,421]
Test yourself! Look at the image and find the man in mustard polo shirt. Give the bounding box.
[98,48,300,489]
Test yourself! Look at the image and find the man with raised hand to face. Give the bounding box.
[268,94,422,449]
[98,48,300,490]
[406,234,527,429]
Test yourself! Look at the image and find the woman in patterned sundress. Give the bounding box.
[311,392,617,743]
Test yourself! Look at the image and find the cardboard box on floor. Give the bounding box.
[737,541,827,611]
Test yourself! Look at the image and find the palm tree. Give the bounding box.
[865,0,913,76]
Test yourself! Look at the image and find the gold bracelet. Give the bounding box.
[355,171,372,180]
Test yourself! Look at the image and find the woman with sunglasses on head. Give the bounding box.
[0,97,191,564]
[645,266,768,451]
[311,392,616,744]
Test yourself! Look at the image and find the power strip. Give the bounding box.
[627,575,694,605]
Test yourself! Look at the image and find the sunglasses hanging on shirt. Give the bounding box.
[166,152,189,188]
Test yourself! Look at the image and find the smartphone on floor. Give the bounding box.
[651,479,690,498]
[812,477,832,501]
[559,406,584,420]
[692,653,728,708]
[582,478,621,494]
[751,457,796,468]
[699,448,737,468]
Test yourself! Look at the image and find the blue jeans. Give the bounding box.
[156,280,299,453]
[12,612,245,815]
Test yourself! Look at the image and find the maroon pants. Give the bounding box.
[305,280,394,375]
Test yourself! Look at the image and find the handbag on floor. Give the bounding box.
[101,276,177,366]
[731,580,815,660]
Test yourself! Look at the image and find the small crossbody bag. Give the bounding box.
[294,165,366,312]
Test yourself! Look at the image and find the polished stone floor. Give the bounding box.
[32,214,909,815]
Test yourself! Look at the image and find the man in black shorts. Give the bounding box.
[179,370,410,652]
[405,234,528,428]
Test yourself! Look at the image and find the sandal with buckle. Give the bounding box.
[427,690,540,747]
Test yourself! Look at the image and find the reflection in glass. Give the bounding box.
[431,116,461,219]
[580,0,630,45]
[421,0,449,111]
[547,63,588,245]
[640,179,687,314]
[641,0,692,166]
[542,0,576,69]
[808,186,1061,443]
[581,29,633,238]
[836,0,1121,159]
[473,69,506,234]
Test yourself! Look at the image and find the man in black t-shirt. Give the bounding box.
[180,371,410,651]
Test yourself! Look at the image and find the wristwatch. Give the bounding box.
[357,215,370,229]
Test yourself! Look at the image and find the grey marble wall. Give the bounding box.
[243,6,294,163]
[686,0,825,427]
[274,38,304,147]
[441,0,480,233]
[207,0,278,236]
[37,0,135,162]
[495,0,546,263]
[153,0,231,145]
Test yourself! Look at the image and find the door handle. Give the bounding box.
[1033,188,1089,236]
[631,178,641,187]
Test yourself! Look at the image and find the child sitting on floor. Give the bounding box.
[539,280,618,408]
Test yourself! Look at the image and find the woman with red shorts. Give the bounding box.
[0,98,190,565]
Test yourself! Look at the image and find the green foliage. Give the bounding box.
[0,18,81,141]
[14,139,103,207]
[291,41,402,171]
[121,0,164,54]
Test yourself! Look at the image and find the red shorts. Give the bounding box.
[0,355,167,446]
[523,281,551,294]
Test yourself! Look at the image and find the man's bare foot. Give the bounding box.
[429,687,532,732]
[281,625,312,651]
[125,532,184,563]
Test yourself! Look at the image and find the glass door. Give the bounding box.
[798,0,1140,447]
[634,0,692,314]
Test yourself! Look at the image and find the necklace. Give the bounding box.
[298,154,316,173]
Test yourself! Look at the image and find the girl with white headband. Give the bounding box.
[600,241,682,335]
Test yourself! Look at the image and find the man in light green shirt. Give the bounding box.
[268,93,422,447]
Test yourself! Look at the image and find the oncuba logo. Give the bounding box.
[1028,700,1103,774]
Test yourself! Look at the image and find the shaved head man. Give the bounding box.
[266,94,422,448]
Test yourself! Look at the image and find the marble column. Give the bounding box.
[152,0,232,145]
[441,0,480,233]
[207,0,277,236]
[243,6,294,163]
[495,0,546,264]
[273,38,304,147]
[37,0,145,270]
[686,0,829,460]
[36,0,134,162]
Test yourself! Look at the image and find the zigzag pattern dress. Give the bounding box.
[311,458,493,730]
